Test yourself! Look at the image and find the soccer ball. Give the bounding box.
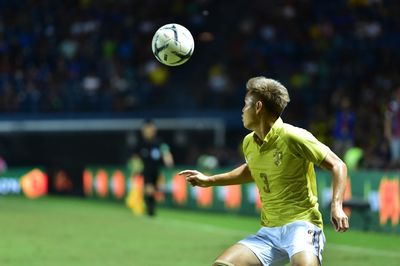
[151,23,194,66]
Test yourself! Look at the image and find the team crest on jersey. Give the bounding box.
[273,150,282,166]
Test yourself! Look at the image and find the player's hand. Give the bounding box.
[178,170,212,187]
[331,205,349,232]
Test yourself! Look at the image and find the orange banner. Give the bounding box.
[197,187,213,207]
[379,178,399,226]
[224,185,241,209]
[20,168,48,199]
[172,173,188,205]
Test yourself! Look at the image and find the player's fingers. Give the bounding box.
[186,176,195,182]
[188,179,197,186]
[335,217,349,232]
[178,170,190,175]
[338,219,345,232]
[178,170,197,176]
[186,176,200,186]
[344,217,350,230]
[331,217,339,231]
[340,217,349,232]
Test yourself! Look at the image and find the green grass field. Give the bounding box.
[0,196,399,266]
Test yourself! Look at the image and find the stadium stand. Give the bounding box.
[0,0,399,168]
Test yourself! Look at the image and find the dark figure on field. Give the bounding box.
[131,119,174,216]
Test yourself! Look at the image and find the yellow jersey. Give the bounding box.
[242,118,330,228]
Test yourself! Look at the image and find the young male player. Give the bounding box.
[179,77,349,266]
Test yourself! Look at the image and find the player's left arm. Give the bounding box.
[319,150,349,232]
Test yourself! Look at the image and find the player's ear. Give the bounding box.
[255,101,263,114]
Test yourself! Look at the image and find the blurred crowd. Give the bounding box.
[0,0,399,169]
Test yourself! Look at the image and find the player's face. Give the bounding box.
[242,94,257,130]
[142,124,157,140]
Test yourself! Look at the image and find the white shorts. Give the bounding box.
[238,220,325,266]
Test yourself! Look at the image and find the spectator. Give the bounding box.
[384,87,400,168]
[0,0,399,168]
[332,95,356,159]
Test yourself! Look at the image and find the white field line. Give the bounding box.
[159,216,400,258]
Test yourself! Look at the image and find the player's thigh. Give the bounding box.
[290,251,319,266]
[214,243,262,266]
[282,221,325,265]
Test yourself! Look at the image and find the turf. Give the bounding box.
[0,196,399,266]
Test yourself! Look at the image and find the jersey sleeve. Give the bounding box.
[287,127,330,166]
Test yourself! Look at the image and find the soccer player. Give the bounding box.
[179,77,349,266]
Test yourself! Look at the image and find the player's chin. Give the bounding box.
[243,124,253,131]
[242,120,249,129]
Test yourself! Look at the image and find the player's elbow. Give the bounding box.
[320,151,346,173]
[332,158,347,177]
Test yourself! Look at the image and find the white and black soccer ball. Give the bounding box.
[151,23,194,66]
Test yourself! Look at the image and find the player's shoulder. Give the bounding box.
[242,132,254,149]
[243,132,254,145]
[281,122,314,143]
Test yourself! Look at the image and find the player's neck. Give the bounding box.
[254,117,275,141]
[144,136,156,143]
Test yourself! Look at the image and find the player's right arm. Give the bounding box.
[178,163,253,187]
